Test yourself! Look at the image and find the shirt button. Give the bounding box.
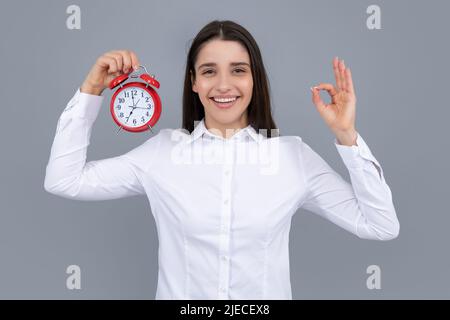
[219,287,226,293]
[223,199,229,205]
[221,255,228,262]
[224,170,230,176]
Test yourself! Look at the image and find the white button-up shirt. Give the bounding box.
[44,88,399,300]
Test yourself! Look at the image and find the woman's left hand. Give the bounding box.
[311,57,358,146]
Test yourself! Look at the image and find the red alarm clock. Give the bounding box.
[108,65,162,134]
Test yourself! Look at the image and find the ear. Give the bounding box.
[190,70,198,93]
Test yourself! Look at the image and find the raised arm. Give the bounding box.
[302,56,399,240]
[44,50,160,201]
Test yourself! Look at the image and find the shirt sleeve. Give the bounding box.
[298,132,400,241]
[44,88,158,201]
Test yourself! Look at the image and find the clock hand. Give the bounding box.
[125,104,141,123]
[130,106,151,110]
[126,111,133,123]
[125,95,141,123]
[125,108,136,123]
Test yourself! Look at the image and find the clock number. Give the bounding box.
[145,97,150,103]
[124,91,129,98]
[118,98,125,103]
[141,116,145,122]
[132,89,137,96]
[146,111,149,117]
[119,112,124,118]
[133,119,137,125]
[117,105,121,110]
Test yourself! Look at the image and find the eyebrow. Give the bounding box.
[197,62,250,70]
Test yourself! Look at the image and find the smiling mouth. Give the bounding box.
[210,97,240,109]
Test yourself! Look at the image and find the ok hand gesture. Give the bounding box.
[311,57,358,146]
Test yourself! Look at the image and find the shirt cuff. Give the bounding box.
[334,132,383,173]
[63,87,104,123]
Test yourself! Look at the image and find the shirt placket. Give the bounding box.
[218,139,234,299]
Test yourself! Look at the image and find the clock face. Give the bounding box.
[113,86,155,128]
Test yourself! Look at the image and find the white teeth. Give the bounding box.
[213,97,237,103]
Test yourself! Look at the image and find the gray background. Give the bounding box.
[0,0,447,299]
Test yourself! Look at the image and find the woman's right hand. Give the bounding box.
[80,50,141,96]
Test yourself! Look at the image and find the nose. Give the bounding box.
[216,72,233,92]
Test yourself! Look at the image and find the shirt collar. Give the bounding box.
[188,117,264,144]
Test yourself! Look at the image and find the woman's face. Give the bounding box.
[191,39,253,135]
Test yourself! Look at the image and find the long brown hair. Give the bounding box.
[182,20,278,137]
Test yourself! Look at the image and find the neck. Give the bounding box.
[204,113,249,139]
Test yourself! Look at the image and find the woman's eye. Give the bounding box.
[202,69,246,75]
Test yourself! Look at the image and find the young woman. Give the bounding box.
[44,20,399,300]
